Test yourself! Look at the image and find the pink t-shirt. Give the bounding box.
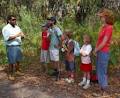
[96,24,113,52]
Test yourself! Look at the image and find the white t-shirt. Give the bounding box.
[2,23,22,46]
[80,44,92,64]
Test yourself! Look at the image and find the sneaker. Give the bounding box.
[83,84,90,89]
[64,78,69,82]
[102,91,110,97]
[8,75,15,81]
[78,81,86,86]
[15,71,24,76]
[92,93,101,97]
[67,78,74,83]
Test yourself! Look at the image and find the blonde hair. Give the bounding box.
[98,8,115,25]
[83,34,91,43]
[64,29,73,39]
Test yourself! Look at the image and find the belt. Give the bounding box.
[7,45,20,47]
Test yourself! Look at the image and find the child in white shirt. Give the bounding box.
[78,34,92,89]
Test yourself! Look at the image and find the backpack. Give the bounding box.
[90,70,98,83]
[73,40,80,56]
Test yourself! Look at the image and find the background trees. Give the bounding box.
[0,0,120,66]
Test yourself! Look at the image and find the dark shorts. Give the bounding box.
[6,45,22,64]
[64,60,75,71]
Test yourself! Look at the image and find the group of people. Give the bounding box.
[2,8,114,93]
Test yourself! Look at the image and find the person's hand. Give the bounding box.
[54,44,60,49]
[20,32,25,38]
[93,49,97,56]
[16,32,25,38]
[39,47,41,50]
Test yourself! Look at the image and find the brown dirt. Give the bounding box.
[0,64,120,98]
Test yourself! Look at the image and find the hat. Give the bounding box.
[41,23,49,28]
[97,8,113,17]
[47,16,56,22]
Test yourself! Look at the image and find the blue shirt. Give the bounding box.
[49,26,62,50]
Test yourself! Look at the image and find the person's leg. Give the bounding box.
[83,72,91,89]
[86,72,90,81]
[8,64,16,80]
[8,64,13,75]
[41,50,49,73]
[54,61,61,80]
[49,49,56,71]
[16,46,22,71]
[96,51,109,90]
[69,61,75,79]
[7,46,16,80]
[65,61,75,83]
[49,49,60,80]
[15,46,24,75]
[79,72,87,86]
[16,62,20,71]
[45,50,50,73]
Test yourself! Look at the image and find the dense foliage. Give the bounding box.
[0,0,120,66]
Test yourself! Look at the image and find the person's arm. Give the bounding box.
[94,36,108,52]
[17,26,25,39]
[39,32,43,49]
[2,29,21,41]
[93,26,112,56]
[20,32,25,39]
[54,27,63,48]
[80,45,92,56]
[8,32,24,41]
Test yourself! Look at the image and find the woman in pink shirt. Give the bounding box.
[93,9,115,92]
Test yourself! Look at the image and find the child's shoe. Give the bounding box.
[67,78,74,83]
[78,81,86,86]
[83,84,90,89]
[64,78,69,82]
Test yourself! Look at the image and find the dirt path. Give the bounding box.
[0,67,54,98]
[0,66,120,98]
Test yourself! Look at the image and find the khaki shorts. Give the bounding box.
[49,49,59,61]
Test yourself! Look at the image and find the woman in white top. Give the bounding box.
[78,34,92,89]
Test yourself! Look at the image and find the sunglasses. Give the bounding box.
[11,19,16,21]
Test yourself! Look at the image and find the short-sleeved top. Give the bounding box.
[49,26,62,50]
[41,31,50,50]
[2,23,22,46]
[65,39,75,62]
[80,44,92,64]
[96,24,113,52]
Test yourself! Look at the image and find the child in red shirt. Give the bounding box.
[40,24,50,73]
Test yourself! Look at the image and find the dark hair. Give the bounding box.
[7,15,16,23]
[47,16,57,25]
[53,19,57,25]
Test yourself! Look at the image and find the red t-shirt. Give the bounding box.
[41,31,50,50]
[96,24,113,52]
